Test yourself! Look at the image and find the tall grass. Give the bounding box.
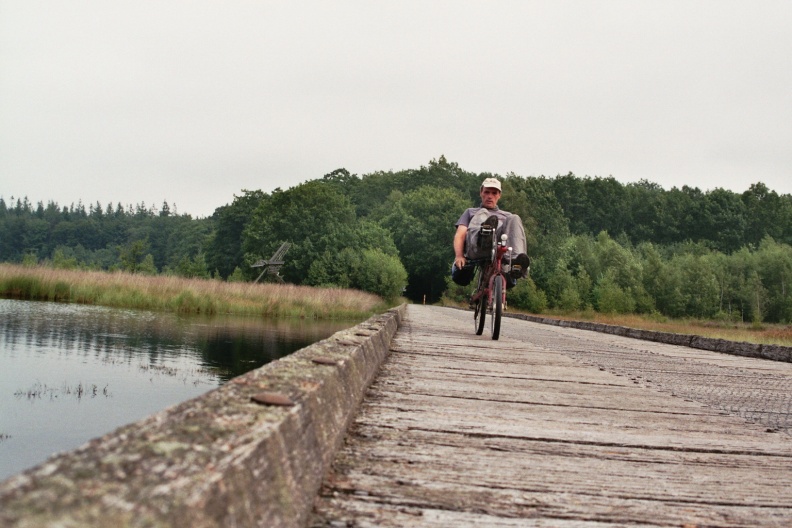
[534,310,792,347]
[0,264,389,319]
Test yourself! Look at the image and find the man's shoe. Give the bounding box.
[482,214,498,229]
[509,253,531,280]
[477,215,499,252]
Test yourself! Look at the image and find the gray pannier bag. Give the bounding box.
[464,209,500,261]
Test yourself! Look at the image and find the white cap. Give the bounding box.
[480,177,502,192]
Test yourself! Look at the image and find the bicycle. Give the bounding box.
[469,226,512,340]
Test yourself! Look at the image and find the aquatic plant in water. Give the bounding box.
[14,381,111,401]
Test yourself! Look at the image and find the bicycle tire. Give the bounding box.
[474,297,486,335]
[491,275,503,340]
[472,265,487,335]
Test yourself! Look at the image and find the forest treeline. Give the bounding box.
[2,156,791,322]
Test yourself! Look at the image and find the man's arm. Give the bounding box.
[453,224,468,269]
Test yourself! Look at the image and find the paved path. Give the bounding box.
[311,305,792,527]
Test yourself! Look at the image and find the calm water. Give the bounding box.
[0,299,356,481]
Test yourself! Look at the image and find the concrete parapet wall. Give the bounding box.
[507,312,792,363]
[0,305,406,528]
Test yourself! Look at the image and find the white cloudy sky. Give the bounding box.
[1,1,790,217]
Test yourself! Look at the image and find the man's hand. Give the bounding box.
[453,225,468,269]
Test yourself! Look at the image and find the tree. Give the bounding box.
[227,267,246,282]
[119,239,149,273]
[549,174,631,237]
[205,190,266,279]
[305,221,402,289]
[161,217,214,273]
[653,187,698,246]
[375,185,469,303]
[742,182,786,246]
[625,180,665,242]
[594,270,635,314]
[755,238,792,323]
[52,247,79,270]
[699,188,747,253]
[548,173,586,235]
[307,247,358,288]
[676,253,720,318]
[320,168,361,205]
[715,247,755,321]
[138,254,158,275]
[500,175,570,289]
[242,181,358,283]
[523,176,571,242]
[174,252,210,278]
[783,194,792,246]
[547,262,583,311]
[743,270,768,323]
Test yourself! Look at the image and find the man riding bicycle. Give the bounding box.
[451,177,531,288]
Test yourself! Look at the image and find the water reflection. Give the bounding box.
[192,317,345,381]
[0,299,357,481]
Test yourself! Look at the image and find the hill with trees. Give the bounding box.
[2,156,791,321]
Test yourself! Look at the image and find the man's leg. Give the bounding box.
[500,215,530,279]
[499,215,527,256]
[451,261,476,286]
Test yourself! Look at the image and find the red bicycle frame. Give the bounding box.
[471,234,511,340]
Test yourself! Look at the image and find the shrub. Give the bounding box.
[52,249,79,270]
[594,272,636,314]
[21,253,38,267]
[227,267,246,282]
[441,275,470,305]
[138,254,158,275]
[557,286,582,311]
[352,249,407,301]
[508,278,548,313]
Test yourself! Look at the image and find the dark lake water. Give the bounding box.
[0,299,357,481]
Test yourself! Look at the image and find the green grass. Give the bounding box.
[0,263,393,320]
[526,309,792,348]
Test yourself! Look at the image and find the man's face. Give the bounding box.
[480,186,501,209]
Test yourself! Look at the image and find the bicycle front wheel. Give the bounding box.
[491,275,503,340]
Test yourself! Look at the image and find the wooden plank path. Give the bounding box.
[310,305,792,527]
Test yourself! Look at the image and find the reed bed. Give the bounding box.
[0,263,387,320]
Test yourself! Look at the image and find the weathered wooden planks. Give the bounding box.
[311,305,792,527]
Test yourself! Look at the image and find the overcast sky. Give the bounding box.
[1,1,790,218]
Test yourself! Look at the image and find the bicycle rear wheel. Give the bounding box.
[474,297,486,335]
[472,265,487,335]
[491,275,503,340]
